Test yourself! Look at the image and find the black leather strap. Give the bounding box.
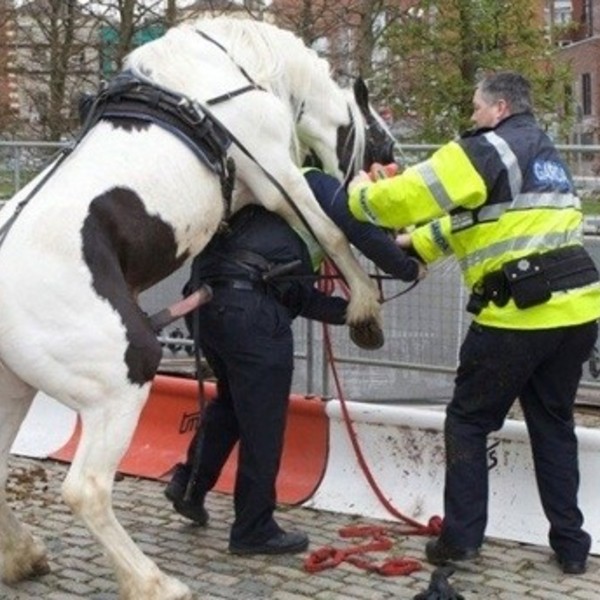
[209,279,265,292]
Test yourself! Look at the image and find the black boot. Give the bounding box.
[425,538,479,566]
[164,463,209,526]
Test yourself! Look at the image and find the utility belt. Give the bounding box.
[208,278,266,292]
[467,245,599,315]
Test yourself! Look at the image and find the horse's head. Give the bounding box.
[350,77,396,170]
[299,77,396,184]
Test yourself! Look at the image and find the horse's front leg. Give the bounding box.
[63,387,191,600]
[255,171,383,347]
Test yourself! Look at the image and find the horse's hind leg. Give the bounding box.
[62,385,191,600]
[0,364,50,583]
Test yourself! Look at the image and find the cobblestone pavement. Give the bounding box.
[1,456,599,600]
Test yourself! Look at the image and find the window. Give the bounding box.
[582,73,592,116]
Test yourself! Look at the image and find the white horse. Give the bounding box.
[0,16,395,600]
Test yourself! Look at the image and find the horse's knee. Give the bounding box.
[125,330,162,385]
[62,475,109,519]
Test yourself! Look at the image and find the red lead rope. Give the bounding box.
[304,527,422,576]
[304,261,443,575]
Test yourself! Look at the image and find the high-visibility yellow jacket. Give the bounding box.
[348,113,600,329]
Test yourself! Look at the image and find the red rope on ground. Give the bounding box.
[305,261,443,576]
[304,524,422,575]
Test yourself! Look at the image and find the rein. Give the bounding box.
[268,269,419,304]
[196,29,262,91]
[0,144,74,251]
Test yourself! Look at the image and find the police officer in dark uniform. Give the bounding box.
[165,171,425,555]
[166,203,349,555]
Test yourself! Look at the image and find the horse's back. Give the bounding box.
[0,124,223,400]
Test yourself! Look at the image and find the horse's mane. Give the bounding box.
[344,91,367,176]
[124,16,365,174]
[191,18,334,118]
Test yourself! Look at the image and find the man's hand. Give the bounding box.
[368,162,399,181]
[396,233,428,280]
[415,260,428,280]
[395,232,412,248]
[348,163,399,198]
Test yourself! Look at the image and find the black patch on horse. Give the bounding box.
[81,187,189,385]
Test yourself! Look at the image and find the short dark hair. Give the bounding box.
[476,71,533,115]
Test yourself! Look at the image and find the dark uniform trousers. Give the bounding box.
[186,286,294,546]
[442,320,598,562]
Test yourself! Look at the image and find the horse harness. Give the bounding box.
[80,69,249,222]
[0,63,261,250]
[80,26,331,229]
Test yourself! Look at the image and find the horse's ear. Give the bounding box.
[353,76,370,117]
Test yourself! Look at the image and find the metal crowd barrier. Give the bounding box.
[1,141,598,401]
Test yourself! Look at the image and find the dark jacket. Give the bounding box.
[187,204,348,324]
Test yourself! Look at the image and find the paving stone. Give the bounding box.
[3,455,600,599]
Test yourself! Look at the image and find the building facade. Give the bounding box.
[555,0,600,145]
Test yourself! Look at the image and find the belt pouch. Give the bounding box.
[502,255,551,309]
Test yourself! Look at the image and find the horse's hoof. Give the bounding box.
[30,556,51,578]
[120,574,192,600]
[2,553,50,584]
[349,320,384,350]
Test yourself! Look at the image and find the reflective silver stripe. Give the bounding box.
[511,192,581,210]
[458,229,584,272]
[484,132,522,198]
[451,212,475,230]
[413,161,455,212]
[477,203,511,222]
[476,192,581,222]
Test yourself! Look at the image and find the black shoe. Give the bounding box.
[557,556,587,575]
[172,500,209,526]
[164,463,190,503]
[555,530,590,575]
[425,538,479,566]
[164,464,209,526]
[229,531,309,555]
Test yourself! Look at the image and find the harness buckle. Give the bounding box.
[176,98,207,127]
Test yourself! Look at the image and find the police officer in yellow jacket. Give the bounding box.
[348,71,600,574]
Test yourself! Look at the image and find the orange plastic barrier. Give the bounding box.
[50,374,329,505]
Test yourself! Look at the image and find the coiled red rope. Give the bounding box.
[304,261,442,575]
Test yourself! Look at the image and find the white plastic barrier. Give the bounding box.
[10,392,77,458]
[12,390,600,555]
[306,400,600,555]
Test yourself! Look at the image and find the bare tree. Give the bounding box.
[11,0,184,140]
[270,0,411,104]
[81,0,165,73]
[0,0,20,137]
[13,0,100,140]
